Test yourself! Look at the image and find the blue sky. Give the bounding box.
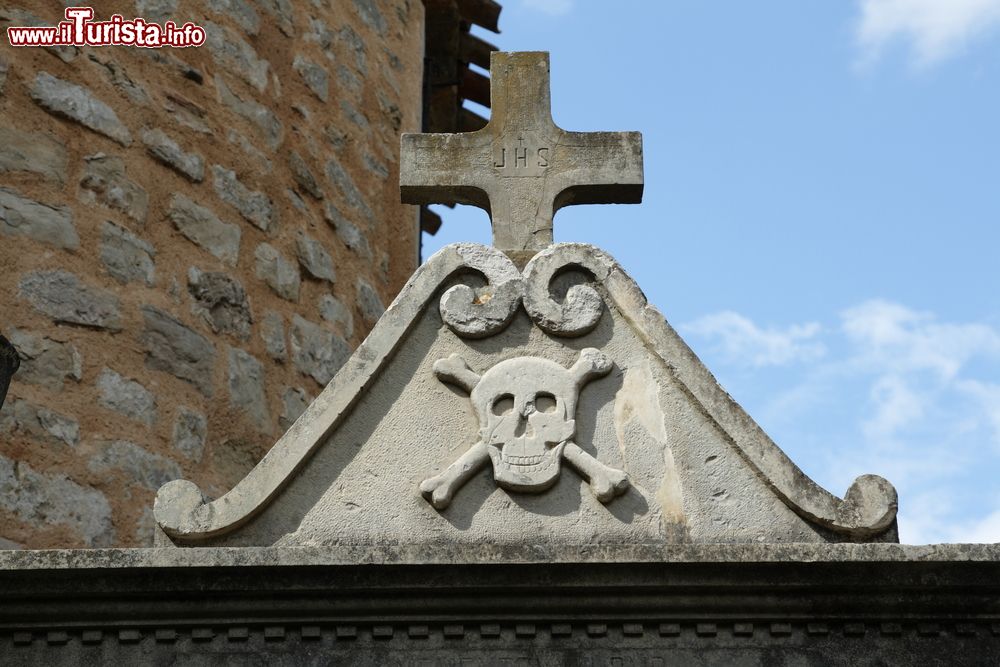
[421,1,1000,544]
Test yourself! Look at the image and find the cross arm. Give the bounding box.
[400,132,493,210]
[551,130,643,211]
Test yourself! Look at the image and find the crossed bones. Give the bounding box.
[420,348,630,510]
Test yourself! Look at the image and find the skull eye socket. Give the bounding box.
[492,394,514,416]
[535,392,557,413]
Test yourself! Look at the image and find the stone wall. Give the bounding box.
[0,0,424,548]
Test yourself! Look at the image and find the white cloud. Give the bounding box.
[520,0,573,16]
[841,300,1000,380]
[856,0,1000,67]
[862,374,925,443]
[682,311,825,367]
[956,379,1000,447]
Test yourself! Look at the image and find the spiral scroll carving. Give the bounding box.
[439,244,524,339]
[522,244,610,338]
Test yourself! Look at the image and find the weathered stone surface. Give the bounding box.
[295,232,336,283]
[318,294,354,338]
[135,0,178,23]
[79,154,149,224]
[139,306,216,396]
[400,52,643,253]
[0,126,67,183]
[227,129,272,173]
[167,194,241,266]
[0,187,78,250]
[293,55,329,102]
[203,21,269,92]
[211,165,273,231]
[253,0,294,36]
[254,243,300,301]
[89,440,183,492]
[0,399,79,447]
[88,54,150,106]
[353,0,387,35]
[279,386,313,431]
[18,270,122,331]
[141,128,205,182]
[289,314,349,385]
[163,91,211,134]
[5,329,81,389]
[99,221,155,286]
[187,267,252,339]
[30,72,132,146]
[0,455,113,547]
[363,152,390,180]
[228,347,270,432]
[96,368,157,426]
[326,156,374,222]
[172,407,206,461]
[260,311,287,362]
[337,64,362,97]
[206,0,260,35]
[289,152,323,200]
[215,75,283,149]
[356,278,385,326]
[0,57,8,94]
[324,202,371,259]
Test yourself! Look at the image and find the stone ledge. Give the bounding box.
[0,542,997,570]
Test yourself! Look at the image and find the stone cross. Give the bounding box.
[400,51,643,255]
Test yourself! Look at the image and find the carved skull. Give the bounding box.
[472,356,584,492]
[423,348,627,508]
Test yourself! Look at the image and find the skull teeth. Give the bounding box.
[502,454,546,465]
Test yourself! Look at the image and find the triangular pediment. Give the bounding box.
[154,243,898,549]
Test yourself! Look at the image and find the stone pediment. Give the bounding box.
[154,242,898,548]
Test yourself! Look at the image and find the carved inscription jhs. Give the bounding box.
[494,135,549,177]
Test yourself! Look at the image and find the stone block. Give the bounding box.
[279,386,313,431]
[356,278,385,326]
[228,347,270,432]
[324,202,372,259]
[5,329,82,389]
[167,194,240,266]
[96,368,157,426]
[99,221,156,286]
[187,267,252,339]
[215,75,283,149]
[135,0,178,23]
[295,232,336,283]
[88,54,151,106]
[325,157,374,223]
[352,0,387,35]
[0,127,67,183]
[30,72,132,146]
[289,315,349,386]
[141,128,205,182]
[88,440,183,491]
[206,0,261,35]
[18,270,122,331]
[227,129,272,173]
[260,311,287,362]
[173,407,207,461]
[0,455,114,547]
[254,0,294,36]
[289,152,323,200]
[0,187,78,250]
[211,165,273,231]
[139,306,217,396]
[204,21,269,92]
[0,399,79,447]
[293,55,329,102]
[79,154,150,224]
[254,243,300,301]
[318,294,354,338]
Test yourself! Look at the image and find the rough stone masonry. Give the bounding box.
[0,1,423,548]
